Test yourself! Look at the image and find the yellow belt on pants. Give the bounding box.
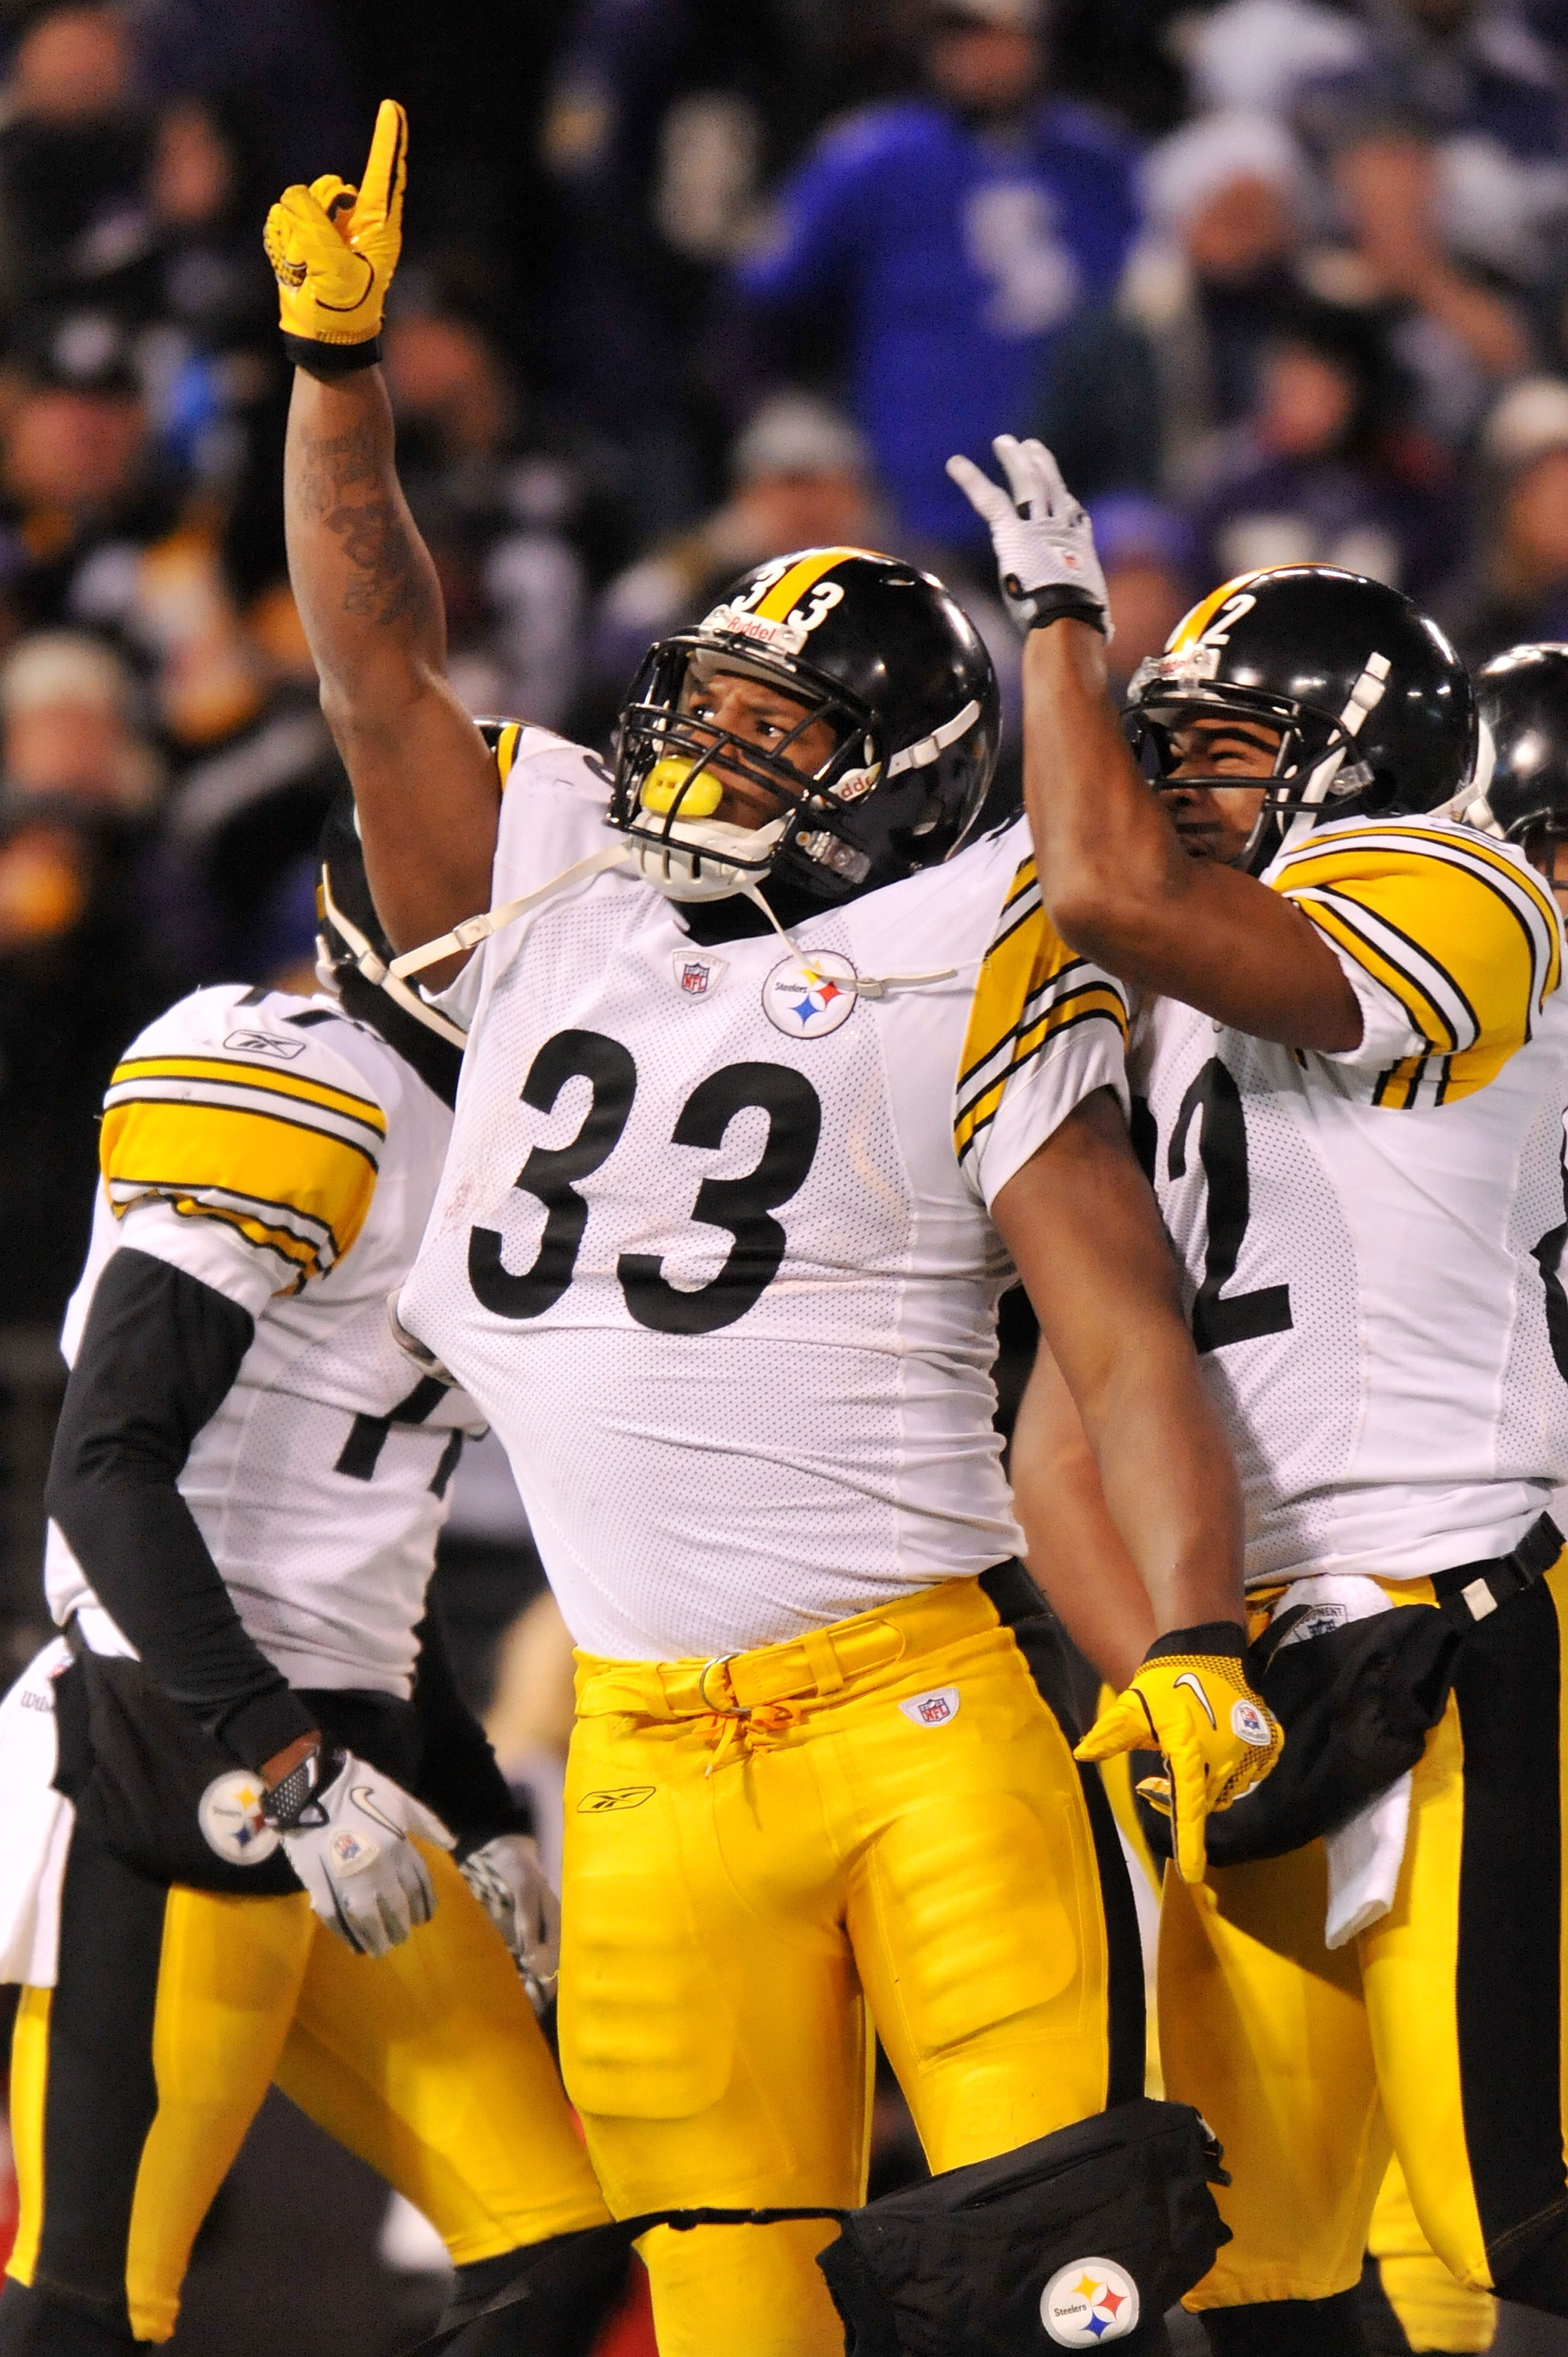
[573,1576,1008,1769]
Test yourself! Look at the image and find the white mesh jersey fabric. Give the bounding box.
[45,985,486,1693]
[1132,974,1568,1588]
[398,732,1129,1660]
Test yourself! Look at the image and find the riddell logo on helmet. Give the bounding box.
[1040,2258,1141,2345]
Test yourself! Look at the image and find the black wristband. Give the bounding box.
[1021,585,1107,635]
[282,332,383,380]
[1143,1620,1246,1663]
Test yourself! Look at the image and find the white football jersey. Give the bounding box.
[45,984,484,1694]
[1130,814,1568,1589]
[399,725,1130,1659]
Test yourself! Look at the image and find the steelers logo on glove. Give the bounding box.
[1075,1623,1283,1884]
[264,97,407,370]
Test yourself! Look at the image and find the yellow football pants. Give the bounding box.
[557,1571,1144,2357]
[1371,2158,1498,2353]
[7,1839,608,2343]
[1161,1555,1568,2315]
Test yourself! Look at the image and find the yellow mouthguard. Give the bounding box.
[639,758,724,819]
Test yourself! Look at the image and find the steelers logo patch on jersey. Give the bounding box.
[1040,2259,1141,2345]
[198,1771,282,1866]
[762,951,859,1038]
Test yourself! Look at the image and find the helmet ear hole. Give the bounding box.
[1358,770,1399,815]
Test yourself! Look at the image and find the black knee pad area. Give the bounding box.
[0,2278,141,2355]
[1199,2289,1373,2357]
[438,2222,632,2356]
[1493,2211,1568,2320]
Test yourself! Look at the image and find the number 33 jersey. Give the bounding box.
[399,726,1130,1661]
[1130,814,1568,1590]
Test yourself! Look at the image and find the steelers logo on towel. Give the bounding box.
[198,1771,281,1866]
[762,951,858,1039]
[1041,2258,1141,2345]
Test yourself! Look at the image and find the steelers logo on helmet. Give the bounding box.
[198,1771,282,1866]
[1123,565,1476,876]
[608,547,1002,912]
[1041,2258,1141,2345]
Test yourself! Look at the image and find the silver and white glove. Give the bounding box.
[460,1832,561,2013]
[946,435,1112,641]
[266,1744,453,1957]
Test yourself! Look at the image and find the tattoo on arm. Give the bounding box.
[296,418,431,631]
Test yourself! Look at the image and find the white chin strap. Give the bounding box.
[319,870,470,1049]
[625,814,788,902]
[1450,717,1503,834]
[1277,651,1393,856]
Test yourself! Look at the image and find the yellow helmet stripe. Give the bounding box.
[1167,570,1268,650]
[752,547,883,622]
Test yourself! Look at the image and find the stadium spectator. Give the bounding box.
[381,306,600,730]
[732,0,1140,554]
[1035,109,1314,496]
[1187,296,1453,590]
[1087,493,1204,701]
[0,3,148,323]
[1436,372,1568,655]
[542,0,839,534]
[587,391,883,718]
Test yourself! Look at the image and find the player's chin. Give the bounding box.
[1172,824,1229,862]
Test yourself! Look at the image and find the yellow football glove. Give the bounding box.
[263,97,407,365]
[1075,1624,1282,1885]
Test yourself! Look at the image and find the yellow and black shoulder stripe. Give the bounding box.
[953,856,1128,1166]
[100,1052,386,1288]
[477,718,527,790]
[1271,822,1562,1103]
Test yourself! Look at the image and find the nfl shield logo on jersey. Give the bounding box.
[762,951,859,1038]
[1040,2258,1141,2345]
[672,951,725,999]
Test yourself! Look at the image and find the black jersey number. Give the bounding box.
[1167,1057,1293,1354]
[470,1029,636,1320]
[619,1063,821,1334]
[471,1031,821,1335]
[1533,1139,1568,1387]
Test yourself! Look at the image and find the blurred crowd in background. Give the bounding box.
[1,0,1567,2339]
[4,0,1568,1686]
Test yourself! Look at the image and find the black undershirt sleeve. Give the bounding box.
[410,1599,534,1850]
[45,1246,318,1772]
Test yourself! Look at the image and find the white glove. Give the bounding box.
[268,1745,453,1957]
[946,435,1112,640]
[460,1832,561,2012]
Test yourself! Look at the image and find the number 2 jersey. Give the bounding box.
[45,984,484,1694]
[1131,813,1568,1589]
[398,725,1131,1661]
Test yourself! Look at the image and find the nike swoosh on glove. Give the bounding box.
[1075,1623,1282,1883]
[266,1743,452,1955]
[263,97,407,365]
[946,435,1112,640]
[459,1833,561,2014]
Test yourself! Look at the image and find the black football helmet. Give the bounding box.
[608,547,1002,909]
[1471,644,1568,853]
[1125,565,1477,874]
[316,793,464,1105]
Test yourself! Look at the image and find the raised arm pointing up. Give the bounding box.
[267,101,499,961]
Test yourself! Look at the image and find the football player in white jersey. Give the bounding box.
[264,104,1281,2357]
[952,437,1568,2355]
[0,804,623,2357]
